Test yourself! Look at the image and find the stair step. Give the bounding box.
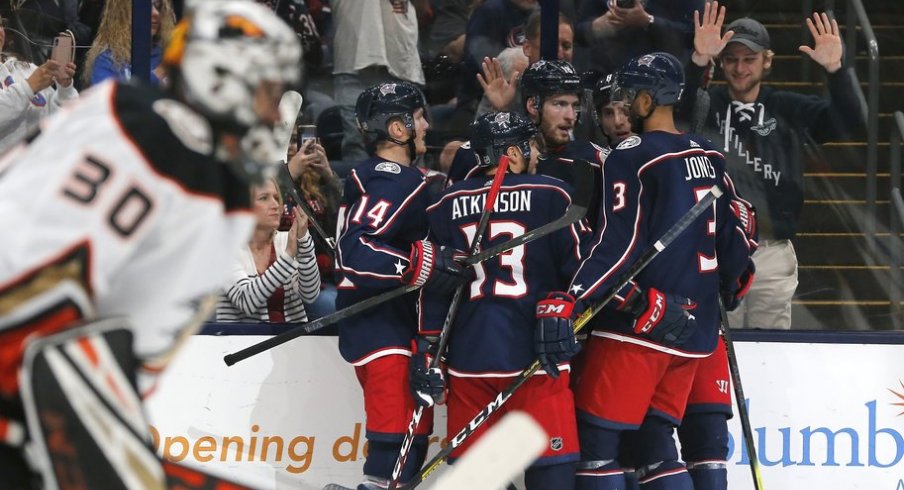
[804,173,890,201]
[815,142,891,172]
[794,233,899,265]
[798,201,891,233]
[797,265,899,301]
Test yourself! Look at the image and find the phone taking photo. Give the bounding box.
[297,125,319,154]
[50,31,75,65]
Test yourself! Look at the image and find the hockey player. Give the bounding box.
[334,81,472,490]
[0,2,301,488]
[542,52,755,490]
[420,111,586,489]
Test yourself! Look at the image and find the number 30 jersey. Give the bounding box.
[0,81,256,397]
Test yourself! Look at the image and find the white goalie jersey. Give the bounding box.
[0,80,256,399]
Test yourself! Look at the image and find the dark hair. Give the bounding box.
[525,10,573,43]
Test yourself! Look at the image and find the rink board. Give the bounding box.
[144,327,904,489]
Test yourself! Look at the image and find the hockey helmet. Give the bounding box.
[162,0,302,177]
[593,73,616,114]
[470,111,537,167]
[520,59,582,108]
[612,52,685,107]
[355,81,428,145]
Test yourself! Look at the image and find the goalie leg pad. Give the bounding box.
[19,318,166,490]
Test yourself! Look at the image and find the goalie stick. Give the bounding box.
[719,299,765,490]
[398,185,723,489]
[223,157,594,366]
[388,156,511,489]
[274,91,338,258]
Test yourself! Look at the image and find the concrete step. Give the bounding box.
[793,232,899,265]
[798,201,891,233]
[797,265,900,301]
[803,172,890,201]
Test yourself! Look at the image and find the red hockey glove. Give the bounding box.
[402,240,474,295]
[722,260,755,311]
[730,198,757,242]
[409,335,445,407]
[624,287,697,347]
[534,292,581,378]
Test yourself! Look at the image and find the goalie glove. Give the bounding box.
[722,259,755,311]
[401,240,474,295]
[409,335,445,408]
[622,286,697,347]
[534,292,581,378]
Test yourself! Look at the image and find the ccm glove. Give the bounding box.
[623,287,697,347]
[409,335,445,408]
[402,240,474,295]
[534,292,581,378]
[722,260,755,311]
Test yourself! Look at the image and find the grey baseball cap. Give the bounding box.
[724,18,770,52]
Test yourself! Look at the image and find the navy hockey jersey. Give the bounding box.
[536,140,606,230]
[420,173,588,375]
[444,141,483,189]
[570,132,753,356]
[335,158,432,364]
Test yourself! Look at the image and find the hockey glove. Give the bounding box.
[623,287,697,347]
[730,198,757,242]
[534,292,581,378]
[409,335,445,408]
[722,259,755,311]
[402,240,474,295]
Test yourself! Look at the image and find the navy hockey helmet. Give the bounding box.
[593,73,616,115]
[470,111,537,167]
[520,59,582,108]
[355,81,427,145]
[612,52,685,108]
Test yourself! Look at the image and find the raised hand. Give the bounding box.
[799,12,843,73]
[476,56,519,112]
[693,1,733,66]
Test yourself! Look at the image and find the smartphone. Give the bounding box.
[615,0,636,8]
[50,31,75,65]
[278,195,296,232]
[297,125,319,155]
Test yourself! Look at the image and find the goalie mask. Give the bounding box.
[470,111,537,168]
[162,0,302,181]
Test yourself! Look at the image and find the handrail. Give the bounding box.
[843,0,881,252]
[890,111,904,329]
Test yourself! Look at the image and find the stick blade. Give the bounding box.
[432,411,547,490]
[276,90,304,163]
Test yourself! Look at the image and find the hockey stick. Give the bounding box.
[399,185,723,489]
[223,158,593,366]
[388,156,511,489]
[274,91,338,258]
[719,300,765,490]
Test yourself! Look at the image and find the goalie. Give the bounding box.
[0,2,302,488]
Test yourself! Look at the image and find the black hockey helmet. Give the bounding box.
[470,111,537,167]
[520,59,582,109]
[355,81,427,145]
[593,73,616,115]
[612,52,685,107]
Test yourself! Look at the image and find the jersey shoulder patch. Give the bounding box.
[615,135,641,150]
[375,161,401,174]
[152,99,213,155]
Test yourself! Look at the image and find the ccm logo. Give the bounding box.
[537,304,566,315]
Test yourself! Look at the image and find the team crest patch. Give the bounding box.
[152,99,213,154]
[375,161,401,174]
[752,118,777,136]
[380,83,398,96]
[550,437,563,451]
[494,112,511,128]
[637,54,656,67]
[616,135,641,150]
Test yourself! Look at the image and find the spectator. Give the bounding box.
[217,177,321,323]
[576,0,701,75]
[685,3,863,329]
[331,0,425,162]
[14,0,91,60]
[425,0,473,63]
[82,0,175,87]
[287,136,342,319]
[0,14,78,154]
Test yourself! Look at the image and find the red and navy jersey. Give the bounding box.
[335,158,432,365]
[420,173,588,376]
[570,132,754,356]
[536,140,606,230]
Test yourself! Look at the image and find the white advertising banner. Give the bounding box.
[144,335,904,490]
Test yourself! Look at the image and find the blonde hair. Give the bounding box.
[82,0,176,86]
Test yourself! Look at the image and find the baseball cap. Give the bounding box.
[724,18,770,53]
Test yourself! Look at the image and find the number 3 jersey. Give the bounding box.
[420,173,589,376]
[0,81,255,398]
[570,132,754,356]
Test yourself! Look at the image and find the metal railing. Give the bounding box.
[890,111,904,329]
